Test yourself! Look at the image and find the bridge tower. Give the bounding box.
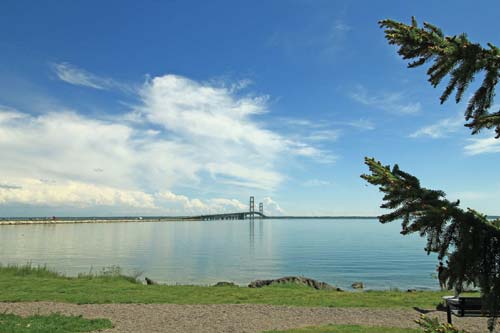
[249,196,255,221]
[259,202,263,219]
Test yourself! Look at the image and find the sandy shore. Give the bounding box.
[0,302,495,333]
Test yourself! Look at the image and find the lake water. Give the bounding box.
[0,218,440,290]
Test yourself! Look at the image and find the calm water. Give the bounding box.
[0,219,440,290]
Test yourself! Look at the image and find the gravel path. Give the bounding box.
[0,302,496,332]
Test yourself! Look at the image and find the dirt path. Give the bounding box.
[0,302,495,332]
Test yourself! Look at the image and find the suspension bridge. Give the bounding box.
[187,196,267,221]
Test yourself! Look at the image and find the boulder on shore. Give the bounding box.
[248,276,340,291]
[351,281,364,289]
[213,281,237,287]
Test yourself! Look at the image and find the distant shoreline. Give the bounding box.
[0,216,379,225]
[0,217,189,226]
[1,215,497,226]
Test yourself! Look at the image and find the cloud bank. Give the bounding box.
[0,66,335,214]
[464,137,500,155]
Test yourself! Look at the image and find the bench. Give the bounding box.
[444,296,497,324]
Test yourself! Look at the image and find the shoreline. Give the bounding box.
[2,215,496,226]
[0,218,194,226]
[0,265,486,332]
[0,216,381,226]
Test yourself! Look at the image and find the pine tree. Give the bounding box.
[361,18,500,331]
[379,17,500,137]
[361,158,500,330]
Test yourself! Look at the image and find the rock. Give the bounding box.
[145,277,157,285]
[248,279,273,288]
[248,276,335,290]
[351,281,364,289]
[213,281,237,287]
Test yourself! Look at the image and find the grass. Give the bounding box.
[264,324,421,333]
[0,313,113,332]
[0,263,464,308]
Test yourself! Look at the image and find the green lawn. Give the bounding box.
[264,324,420,333]
[0,313,112,333]
[0,264,457,308]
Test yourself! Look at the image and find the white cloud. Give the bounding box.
[0,179,156,208]
[156,191,211,213]
[134,74,332,179]
[306,129,341,142]
[272,117,339,162]
[0,183,22,190]
[345,118,375,131]
[285,141,337,163]
[209,198,247,211]
[281,117,374,132]
[0,179,260,215]
[410,115,463,138]
[53,63,105,89]
[350,86,421,114]
[281,118,318,127]
[464,137,500,155]
[0,71,324,213]
[0,107,26,122]
[262,197,285,215]
[137,75,269,138]
[303,179,333,187]
[53,62,133,92]
[0,110,189,190]
[156,191,247,215]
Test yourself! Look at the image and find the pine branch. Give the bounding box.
[379,17,500,138]
[362,157,500,320]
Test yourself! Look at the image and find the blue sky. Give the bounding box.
[1,0,500,217]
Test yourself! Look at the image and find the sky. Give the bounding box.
[1,0,500,217]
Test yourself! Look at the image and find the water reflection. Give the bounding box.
[249,220,255,253]
[258,220,264,242]
[0,219,439,290]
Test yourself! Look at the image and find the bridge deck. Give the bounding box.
[188,211,266,221]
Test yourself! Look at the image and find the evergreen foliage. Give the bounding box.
[371,17,500,330]
[379,17,500,137]
[361,157,500,330]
